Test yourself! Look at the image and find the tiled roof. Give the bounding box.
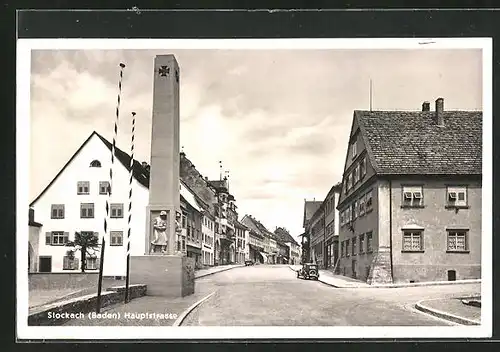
[303,201,322,225]
[356,110,482,175]
[274,227,299,246]
[95,132,150,187]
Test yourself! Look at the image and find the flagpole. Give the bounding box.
[125,111,136,304]
[97,62,126,313]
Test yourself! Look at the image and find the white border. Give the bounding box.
[17,38,492,340]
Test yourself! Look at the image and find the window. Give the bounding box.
[86,257,99,270]
[80,203,94,218]
[447,230,468,252]
[366,231,373,253]
[99,181,110,195]
[359,234,365,253]
[347,173,353,191]
[346,207,351,224]
[63,255,78,270]
[365,190,373,212]
[360,157,367,178]
[352,237,357,256]
[182,215,187,228]
[352,200,358,220]
[341,242,345,257]
[402,186,424,207]
[77,181,90,195]
[359,195,366,216]
[346,239,350,257]
[47,231,69,246]
[90,160,102,167]
[110,231,123,246]
[110,203,124,218]
[352,141,358,159]
[354,164,360,184]
[402,231,424,252]
[447,186,467,207]
[51,204,65,219]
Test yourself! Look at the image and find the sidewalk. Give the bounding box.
[415,296,481,325]
[288,265,370,288]
[195,264,244,279]
[288,265,481,289]
[63,288,215,326]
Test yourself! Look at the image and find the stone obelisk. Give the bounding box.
[130,55,194,297]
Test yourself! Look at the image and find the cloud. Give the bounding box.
[29,48,482,237]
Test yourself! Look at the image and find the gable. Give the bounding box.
[30,131,149,207]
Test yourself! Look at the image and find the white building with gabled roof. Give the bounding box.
[30,131,204,277]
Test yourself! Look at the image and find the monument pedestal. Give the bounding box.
[130,255,195,297]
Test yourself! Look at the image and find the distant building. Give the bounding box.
[30,131,244,275]
[337,98,482,284]
[273,227,300,265]
[234,221,247,264]
[241,214,273,264]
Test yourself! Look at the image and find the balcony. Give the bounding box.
[219,232,235,243]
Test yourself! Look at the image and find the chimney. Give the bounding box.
[422,101,430,112]
[29,208,34,223]
[435,97,444,125]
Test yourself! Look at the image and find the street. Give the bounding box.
[182,265,480,326]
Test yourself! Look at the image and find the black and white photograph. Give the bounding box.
[16,38,492,340]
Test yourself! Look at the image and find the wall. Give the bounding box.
[338,178,378,280]
[28,272,125,290]
[202,215,215,266]
[388,178,482,283]
[31,135,149,277]
[29,226,41,273]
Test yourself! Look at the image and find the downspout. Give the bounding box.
[389,179,394,283]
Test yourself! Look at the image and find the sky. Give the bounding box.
[29,48,483,240]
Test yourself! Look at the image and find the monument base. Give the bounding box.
[130,255,195,297]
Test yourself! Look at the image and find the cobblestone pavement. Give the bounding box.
[182,264,481,326]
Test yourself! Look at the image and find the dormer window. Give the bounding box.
[352,141,358,159]
[90,160,101,167]
[446,186,467,207]
[402,186,424,208]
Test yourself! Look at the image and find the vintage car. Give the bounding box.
[296,263,319,280]
[244,260,255,266]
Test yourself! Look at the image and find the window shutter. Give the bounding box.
[46,232,51,245]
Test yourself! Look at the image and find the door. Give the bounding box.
[448,270,456,281]
[39,256,52,272]
[351,259,357,279]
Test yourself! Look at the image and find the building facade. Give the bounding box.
[30,131,245,275]
[337,98,482,284]
[234,222,247,264]
[202,211,215,266]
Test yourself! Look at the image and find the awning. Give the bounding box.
[249,244,263,252]
[186,245,202,255]
[259,251,268,262]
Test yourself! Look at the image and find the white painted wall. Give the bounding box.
[202,216,215,265]
[31,134,149,277]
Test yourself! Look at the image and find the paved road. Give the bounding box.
[182,264,481,326]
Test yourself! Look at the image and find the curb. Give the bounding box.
[414,299,480,326]
[195,265,244,280]
[290,266,481,289]
[172,291,216,327]
[29,288,87,310]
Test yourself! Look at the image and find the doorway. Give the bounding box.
[351,259,357,279]
[447,270,457,281]
[39,256,52,273]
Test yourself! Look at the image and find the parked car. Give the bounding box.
[297,263,319,280]
[245,260,254,266]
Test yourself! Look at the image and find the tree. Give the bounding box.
[66,231,101,272]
